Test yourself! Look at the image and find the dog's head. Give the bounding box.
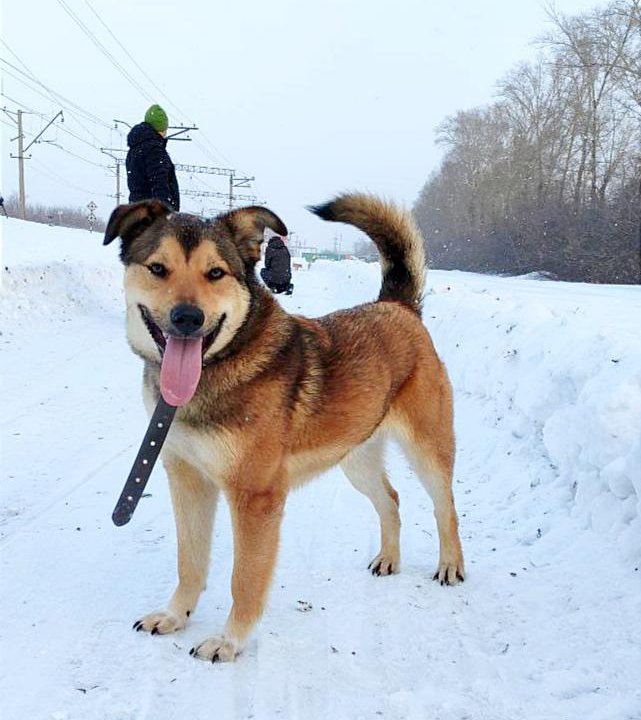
[104,200,287,374]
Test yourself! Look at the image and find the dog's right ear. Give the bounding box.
[103,200,172,246]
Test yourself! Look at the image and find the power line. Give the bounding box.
[0,38,36,77]
[47,142,105,168]
[83,1,185,121]
[30,159,110,198]
[0,118,21,131]
[8,3,250,183]
[2,89,104,152]
[0,66,120,157]
[2,15,262,210]
[4,100,113,208]
[0,55,113,130]
[55,0,156,105]
[79,0,235,169]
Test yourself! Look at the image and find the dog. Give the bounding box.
[103,193,464,663]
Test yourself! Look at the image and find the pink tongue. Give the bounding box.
[160,336,203,407]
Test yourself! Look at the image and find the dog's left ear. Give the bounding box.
[222,206,288,264]
[103,200,172,246]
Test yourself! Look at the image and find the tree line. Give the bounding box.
[2,194,106,232]
[414,0,641,284]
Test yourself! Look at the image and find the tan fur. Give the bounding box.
[107,194,464,663]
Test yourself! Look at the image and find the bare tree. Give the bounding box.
[3,194,106,232]
[414,0,640,284]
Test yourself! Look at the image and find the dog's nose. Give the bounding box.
[170,304,205,335]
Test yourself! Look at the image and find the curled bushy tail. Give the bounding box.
[310,193,426,315]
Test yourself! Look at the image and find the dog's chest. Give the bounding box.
[143,384,235,484]
[162,419,236,484]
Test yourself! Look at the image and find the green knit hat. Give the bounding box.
[144,104,168,133]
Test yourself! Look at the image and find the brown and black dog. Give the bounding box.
[104,193,464,663]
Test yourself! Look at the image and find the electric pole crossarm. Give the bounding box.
[113,159,236,177]
[182,189,259,203]
[175,164,235,176]
[166,126,198,141]
[232,175,255,188]
[1,107,19,125]
[23,111,63,153]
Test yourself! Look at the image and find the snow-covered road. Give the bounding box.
[1,218,640,720]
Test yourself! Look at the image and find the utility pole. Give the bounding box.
[101,148,125,204]
[182,188,259,213]
[228,172,255,210]
[4,108,63,220]
[17,110,26,219]
[3,107,27,219]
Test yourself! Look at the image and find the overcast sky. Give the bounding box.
[2,0,599,251]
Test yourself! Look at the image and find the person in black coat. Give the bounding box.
[260,235,294,294]
[125,105,180,211]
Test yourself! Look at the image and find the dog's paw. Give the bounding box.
[132,610,187,635]
[368,552,400,576]
[189,635,240,663]
[432,560,465,586]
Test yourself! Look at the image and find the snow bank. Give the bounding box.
[1,217,123,320]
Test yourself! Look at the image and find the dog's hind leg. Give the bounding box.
[391,364,464,586]
[341,436,401,576]
[133,455,219,635]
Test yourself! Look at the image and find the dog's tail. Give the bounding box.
[310,193,426,316]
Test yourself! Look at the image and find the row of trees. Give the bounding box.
[2,194,106,232]
[414,0,641,283]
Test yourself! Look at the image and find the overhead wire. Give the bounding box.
[3,3,262,207]
[2,84,112,198]
[46,143,105,168]
[30,159,111,198]
[55,0,156,105]
[1,117,21,131]
[81,0,242,172]
[0,62,118,158]
[0,54,113,130]
[1,89,105,158]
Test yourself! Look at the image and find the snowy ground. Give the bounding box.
[1,217,640,720]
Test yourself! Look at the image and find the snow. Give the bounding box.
[1,216,640,720]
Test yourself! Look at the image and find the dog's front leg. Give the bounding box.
[134,455,219,635]
[191,485,286,663]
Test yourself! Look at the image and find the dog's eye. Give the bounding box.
[148,263,168,278]
[207,267,225,281]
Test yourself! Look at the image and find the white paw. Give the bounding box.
[432,559,465,586]
[133,610,188,635]
[189,635,240,663]
[368,552,400,576]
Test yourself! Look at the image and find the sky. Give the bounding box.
[1,0,601,251]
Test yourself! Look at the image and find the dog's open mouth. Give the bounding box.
[139,305,225,406]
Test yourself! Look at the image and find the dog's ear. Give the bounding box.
[103,200,172,246]
[221,206,288,264]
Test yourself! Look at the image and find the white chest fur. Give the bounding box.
[143,387,236,487]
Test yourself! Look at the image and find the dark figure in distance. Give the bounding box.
[260,235,294,295]
[126,105,180,211]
